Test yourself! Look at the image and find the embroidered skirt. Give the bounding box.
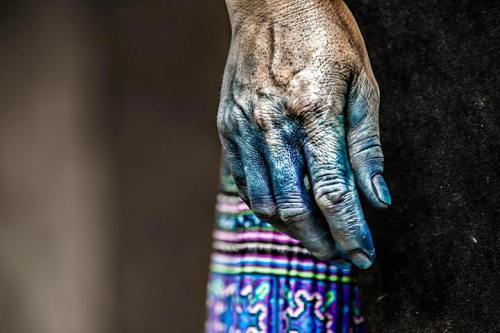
[205,171,365,333]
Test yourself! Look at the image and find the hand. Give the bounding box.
[217,0,391,269]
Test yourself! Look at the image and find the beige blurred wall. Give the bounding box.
[0,0,228,332]
[0,2,114,332]
[110,1,227,331]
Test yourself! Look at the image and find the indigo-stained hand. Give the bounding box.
[217,0,391,269]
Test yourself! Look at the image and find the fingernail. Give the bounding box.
[371,174,392,206]
[348,251,373,269]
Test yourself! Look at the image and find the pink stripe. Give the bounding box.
[214,230,300,245]
[215,202,250,214]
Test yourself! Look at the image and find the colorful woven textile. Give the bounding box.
[205,173,366,333]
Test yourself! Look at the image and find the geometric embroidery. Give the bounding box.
[205,192,365,333]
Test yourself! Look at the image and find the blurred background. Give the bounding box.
[0,0,497,332]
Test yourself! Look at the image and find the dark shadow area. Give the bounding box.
[351,0,499,331]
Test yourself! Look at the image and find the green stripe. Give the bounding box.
[214,224,276,232]
[210,264,351,283]
[216,210,255,217]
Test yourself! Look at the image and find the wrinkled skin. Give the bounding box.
[217,0,391,269]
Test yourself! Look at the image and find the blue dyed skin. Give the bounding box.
[217,0,391,269]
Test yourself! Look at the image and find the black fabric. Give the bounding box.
[347,0,499,331]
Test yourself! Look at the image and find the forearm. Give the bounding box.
[226,0,343,26]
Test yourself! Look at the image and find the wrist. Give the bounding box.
[226,0,342,27]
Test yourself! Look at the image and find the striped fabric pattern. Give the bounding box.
[205,192,366,333]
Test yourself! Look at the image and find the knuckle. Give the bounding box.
[253,106,273,131]
[313,171,353,211]
[349,128,384,168]
[251,201,278,221]
[316,190,352,212]
[217,103,250,137]
[253,96,288,133]
[277,205,311,225]
[344,219,363,238]
[253,106,282,133]
[274,193,311,225]
[350,137,384,164]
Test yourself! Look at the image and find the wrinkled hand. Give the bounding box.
[217,0,391,269]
